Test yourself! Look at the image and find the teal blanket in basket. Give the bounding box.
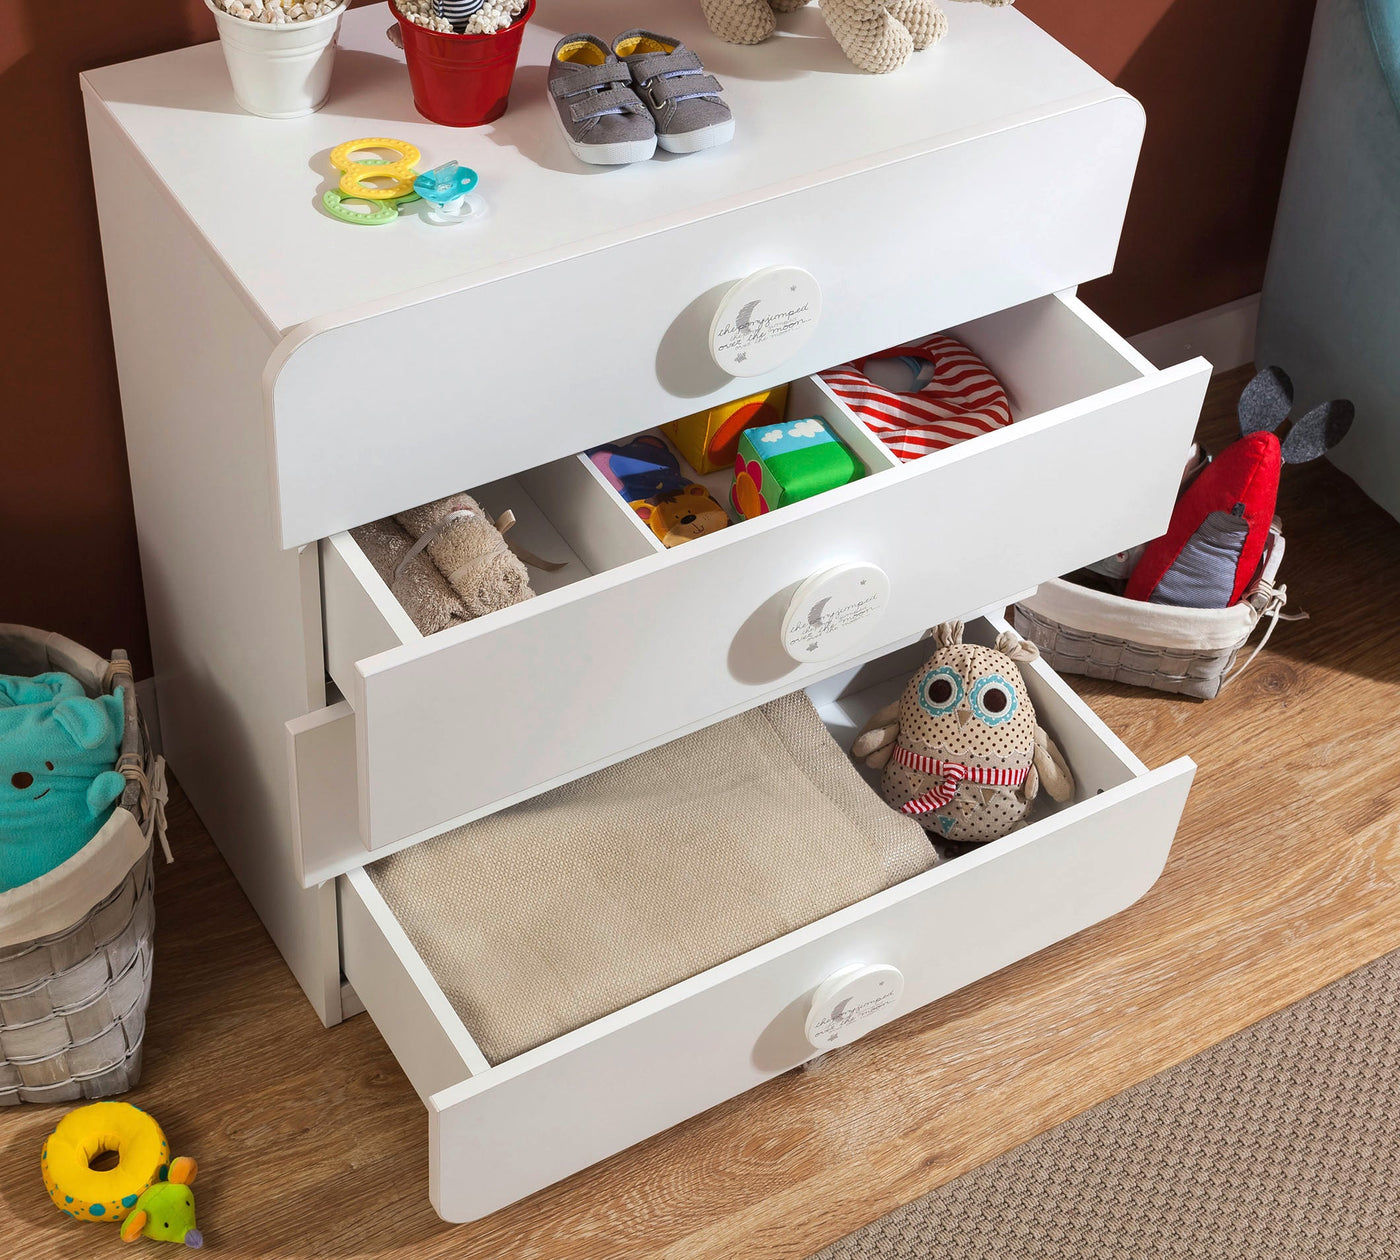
[0,677,126,892]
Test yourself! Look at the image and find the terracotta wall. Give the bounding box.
[3,0,215,677]
[2,0,1316,674]
[1020,0,1318,332]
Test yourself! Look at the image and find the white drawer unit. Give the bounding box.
[83,0,1208,1222]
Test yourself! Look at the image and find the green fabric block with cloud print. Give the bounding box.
[731,416,861,518]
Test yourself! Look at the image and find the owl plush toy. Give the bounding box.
[852,622,1074,843]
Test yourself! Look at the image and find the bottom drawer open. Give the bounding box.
[337,615,1194,1222]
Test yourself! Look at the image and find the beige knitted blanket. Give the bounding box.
[370,692,935,1064]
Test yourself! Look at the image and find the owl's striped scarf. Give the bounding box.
[890,743,1027,816]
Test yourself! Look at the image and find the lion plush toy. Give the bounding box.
[632,484,730,548]
[852,622,1074,843]
[699,0,1014,75]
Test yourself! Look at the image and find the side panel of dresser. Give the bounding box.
[82,92,343,1025]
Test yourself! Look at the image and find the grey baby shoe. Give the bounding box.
[548,34,657,166]
[613,30,734,154]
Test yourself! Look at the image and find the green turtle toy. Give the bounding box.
[119,1157,202,1248]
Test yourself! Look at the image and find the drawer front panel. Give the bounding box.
[323,309,1206,854]
[427,763,1192,1222]
[268,97,1144,548]
[335,625,1195,1221]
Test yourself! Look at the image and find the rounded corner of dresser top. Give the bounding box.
[262,312,335,409]
[1104,88,1148,141]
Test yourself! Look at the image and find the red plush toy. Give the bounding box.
[1125,367,1352,608]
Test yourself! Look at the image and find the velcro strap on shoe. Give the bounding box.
[628,48,704,81]
[569,86,644,121]
[549,62,631,97]
[641,72,724,106]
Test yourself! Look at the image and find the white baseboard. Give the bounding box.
[1130,293,1259,375]
[135,676,163,757]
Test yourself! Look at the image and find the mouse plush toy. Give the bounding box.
[1125,367,1353,608]
[119,1157,202,1248]
[0,681,126,891]
[852,622,1074,843]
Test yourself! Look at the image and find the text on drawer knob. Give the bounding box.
[709,265,822,377]
[781,562,891,663]
[804,963,905,1049]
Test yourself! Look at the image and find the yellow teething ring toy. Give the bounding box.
[42,1102,170,1224]
[330,137,423,200]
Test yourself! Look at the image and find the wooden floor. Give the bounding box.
[4,367,1398,1259]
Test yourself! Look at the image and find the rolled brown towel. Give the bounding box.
[395,493,534,619]
[350,517,470,637]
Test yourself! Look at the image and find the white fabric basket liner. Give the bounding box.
[1018,578,1263,653]
[0,810,150,950]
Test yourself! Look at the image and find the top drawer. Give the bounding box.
[255,6,1145,548]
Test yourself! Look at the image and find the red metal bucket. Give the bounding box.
[391,0,535,127]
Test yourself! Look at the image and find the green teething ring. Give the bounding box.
[322,158,420,225]
[323,190,399,225]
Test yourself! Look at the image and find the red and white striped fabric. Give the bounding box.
[820,334,1012,462]
[889,743,1027,816]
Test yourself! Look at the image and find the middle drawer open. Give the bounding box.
[289,293,1208,874]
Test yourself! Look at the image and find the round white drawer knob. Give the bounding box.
[709,265,822,377]
[804,962,905,1049]
[781,562,891,663]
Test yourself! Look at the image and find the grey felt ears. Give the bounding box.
[1238,365,1354,464]
[1238,365,1293,435]
[1283,400,1355,464]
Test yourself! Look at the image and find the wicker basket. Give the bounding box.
[1013,529,1292,701]
[0,627,168,1105]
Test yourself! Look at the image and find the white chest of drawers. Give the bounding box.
[84,0,1207,1221]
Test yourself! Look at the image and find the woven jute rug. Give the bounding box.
[813,950,1400,1259]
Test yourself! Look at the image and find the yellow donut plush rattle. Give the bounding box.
[42,1102,203,1247]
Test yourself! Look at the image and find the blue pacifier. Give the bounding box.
[413,161,485,225]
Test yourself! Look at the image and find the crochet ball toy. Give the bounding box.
[852,622,1074,844]
[699,0,1015,74]
[1125,367,1353,608]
